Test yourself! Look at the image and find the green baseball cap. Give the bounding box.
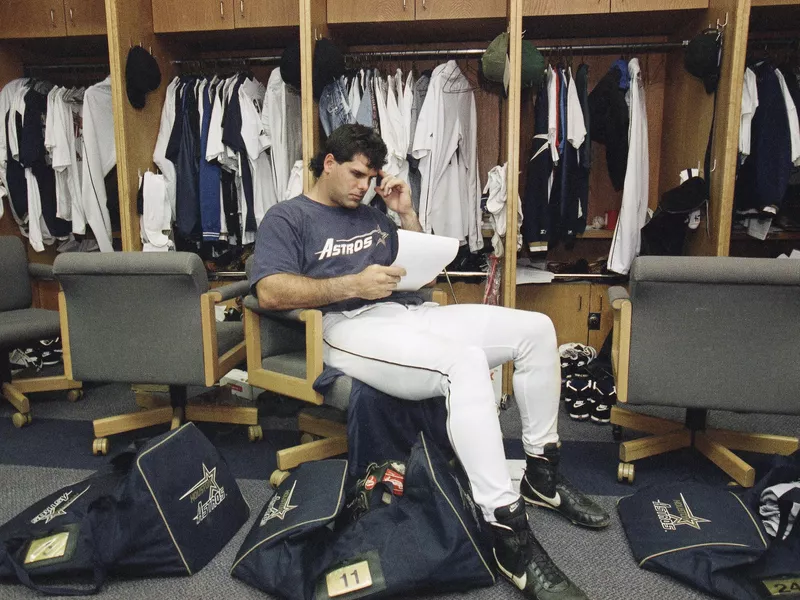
[482,33,546,92]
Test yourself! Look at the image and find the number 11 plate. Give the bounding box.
[325,560,373,597]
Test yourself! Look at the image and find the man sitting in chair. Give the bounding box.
[251,124,608,600]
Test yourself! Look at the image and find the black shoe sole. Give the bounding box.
[521,494,611,529]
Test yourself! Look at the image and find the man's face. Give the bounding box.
[324,153,377,209]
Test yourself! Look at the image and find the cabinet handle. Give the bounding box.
[422,0,426,8]
[578,296,582,311]
[240,0,244,15]
[69,7,74,25]
[50,8,55,26]
[220,0,224,18]
[403,0,406,8]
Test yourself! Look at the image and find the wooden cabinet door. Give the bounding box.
[152,0,235,32]
[0,0,66,38]
[517,283,590,347]
[587,284,615,351]
[65,0,106,36]
[610,0,707,12]
[235,0,299,27]
[327,0,414,23]
[523,0,609,15]
[415,0,506,20]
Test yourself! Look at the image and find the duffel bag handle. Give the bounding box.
[0,535,107,596]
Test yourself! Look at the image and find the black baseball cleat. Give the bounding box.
[492,499,588,600]
[521,443,610,529]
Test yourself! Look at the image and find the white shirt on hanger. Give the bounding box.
[79,76,116,252]
[608,58,649,275]
[239,76,275,239]
[774,68,800,167]
[412,60,482,251]
[547,66,559,164]
[566,67,587,152]
[739,67,758,160]
[0,78,29,223]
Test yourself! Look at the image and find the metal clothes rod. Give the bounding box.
[171,40,691,67]
[23,63,110,71]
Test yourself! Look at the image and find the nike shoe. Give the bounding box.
[520,443,610,529]
[590,378,616,424]
[564,377,593,420]
[8,348,42,374]
[492,498,588,600]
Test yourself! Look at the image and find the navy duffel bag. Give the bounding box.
[232,432,496,599]
[0,423,249,595]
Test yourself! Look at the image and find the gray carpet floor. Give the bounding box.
[2,382,797,599]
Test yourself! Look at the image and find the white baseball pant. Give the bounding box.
[322,302,561,522]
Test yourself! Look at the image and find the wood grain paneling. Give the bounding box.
[517,283,591,346]
[0,0,66,38]
[300,0,328,193]
[610,0,708,12]
[236,0,300,27]
[65,0,107,35]
[523,0,609,16]
[106,0,177,251]
[416,0,506,20]
[328,0,414,23]
[152,0,235,32]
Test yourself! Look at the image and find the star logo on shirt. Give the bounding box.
[375,226,389,247]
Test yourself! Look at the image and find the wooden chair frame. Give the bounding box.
[1,289,82,428]
[245,289,448,471]
[609,288,799,487]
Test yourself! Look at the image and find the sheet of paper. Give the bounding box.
[516,266,555,285]
[391,230,459,292]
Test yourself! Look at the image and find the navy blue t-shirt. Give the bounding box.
[251,195,424,313]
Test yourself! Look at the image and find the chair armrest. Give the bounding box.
[209,280,250,302]
[243,295,324,405]
[608,286,630,309]
[28,263,55,280]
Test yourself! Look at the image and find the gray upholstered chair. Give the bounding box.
[609,256,800,486]
[0,236,82,427]
[242,258,446,479]
[53,251,259,455]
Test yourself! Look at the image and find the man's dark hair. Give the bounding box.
[309,124,387,177]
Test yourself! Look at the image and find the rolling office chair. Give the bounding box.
[242,258,447,482]
[608,256,800,486]
[53,251,260,455]
[0,236,82,427]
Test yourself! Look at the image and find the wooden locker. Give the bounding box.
[517,283,591,346]
[588,283,615,351]
[0,0,67,38]
[327,0,414,23]
[523,0,610,16]
[415,0,507,20]
[152,0,235,32]
[610,0,708,11]
[65,0,107,36]
[235,0,300,27]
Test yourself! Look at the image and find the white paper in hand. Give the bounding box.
[391,230,459,292]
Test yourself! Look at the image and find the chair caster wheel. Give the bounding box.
[248,425,263,442]
[67,389,83,402]
[612,425,623,441]
[93,438,109,456]
[12,412,32,428]
[617,462,635,483]
[300,433,319,444]
[270,469,290,488]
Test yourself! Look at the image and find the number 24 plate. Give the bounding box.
[325,560,373,597]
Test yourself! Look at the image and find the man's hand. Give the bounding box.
[375,170,413,216]
[354,264,407,300]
